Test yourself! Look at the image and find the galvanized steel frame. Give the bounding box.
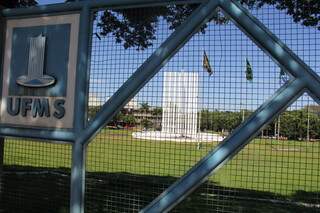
[1,0,320,212]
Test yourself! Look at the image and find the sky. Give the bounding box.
[89,7,320,111]
[33,1,320,111]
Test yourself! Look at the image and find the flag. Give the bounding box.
[245,58,253,81]
[203,51,213,76]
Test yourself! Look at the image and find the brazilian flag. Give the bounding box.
[246,58,253,81]
[203,51,213,76]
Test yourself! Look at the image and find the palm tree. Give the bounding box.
[140,102,150,114]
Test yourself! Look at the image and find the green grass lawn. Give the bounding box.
[3,128,320,196]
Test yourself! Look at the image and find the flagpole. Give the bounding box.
[240,56,245,123]
[276,68,283,140]
[241,102,244,122]
[307,104,310,142]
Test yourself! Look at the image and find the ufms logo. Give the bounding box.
[1,14,79,129]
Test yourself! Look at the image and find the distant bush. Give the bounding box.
[200,107,320,141]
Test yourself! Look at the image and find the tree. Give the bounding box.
[87,105,100,120]
[108,111,124,127]
[122,114,136,127]
[95,6,226,50]
[200,109,212,131]
[141,118,152,130]
[152,107,162,116]
[0,0,37,8]
[199,108,320,141]
[94,0,320,50]
[140,102,150,113]
[199,110,243,134]
[241,0,320,30]
[3,1,319,50]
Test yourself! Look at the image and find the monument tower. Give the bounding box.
[162,72,199,137]
[133,71,223,142]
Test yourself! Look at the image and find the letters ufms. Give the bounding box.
[7,97,65,119]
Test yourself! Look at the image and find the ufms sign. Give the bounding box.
[1,14,80,129]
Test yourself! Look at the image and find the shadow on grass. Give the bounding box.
[0,166,319,213]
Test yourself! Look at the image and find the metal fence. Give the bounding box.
[1,1,320,212]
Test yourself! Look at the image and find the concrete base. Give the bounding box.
[132,131,224,142]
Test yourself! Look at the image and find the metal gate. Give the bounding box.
[0,0,319,212]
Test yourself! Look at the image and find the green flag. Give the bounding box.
[203,51,213,76]
[246,58,253,81]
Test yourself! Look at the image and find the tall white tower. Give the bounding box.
[162,72,199,137]
[133,71,223,142]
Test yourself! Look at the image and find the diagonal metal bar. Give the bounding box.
[77,0,220,145]
[220,0,320,103]
[141,78,306,213]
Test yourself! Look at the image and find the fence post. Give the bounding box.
[70,142,86,213]
[70,4,91,213]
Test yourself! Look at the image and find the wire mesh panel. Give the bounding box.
[1,1,319,213]
[175,5,320,213]
[86,3,320,213]
[86,7,190,212]
[0,139,71,213]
